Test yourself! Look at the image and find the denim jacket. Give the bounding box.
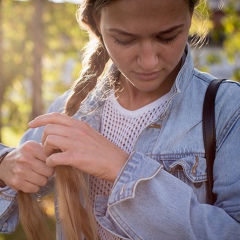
[1,45,240,240]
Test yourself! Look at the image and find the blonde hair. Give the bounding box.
[189,0,209,47]
[17,0,207,239]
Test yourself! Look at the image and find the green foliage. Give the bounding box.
[190,0,212,39]
[1,0,240,144]
[206,54,222,65]
[195,0,240,82]
[1,1,88,144]
[0,225,27,240]
[2,127,23,147]
[222,2,240,62]
[233,68,240,80]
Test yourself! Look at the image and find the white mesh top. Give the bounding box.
[89,90,170,240]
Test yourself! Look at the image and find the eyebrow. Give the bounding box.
[107,24,185,37]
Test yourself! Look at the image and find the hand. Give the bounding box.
[29,113,129,182]
[0,141,54,193]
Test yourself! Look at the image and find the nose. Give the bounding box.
[137,40,159,71]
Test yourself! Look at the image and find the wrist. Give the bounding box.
[0,152,9,188]
[110,152,129,182]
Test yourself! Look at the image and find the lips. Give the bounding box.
[134,70,161,81]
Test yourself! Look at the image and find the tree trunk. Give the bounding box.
[0,0,4,142]
[30,0,45,120]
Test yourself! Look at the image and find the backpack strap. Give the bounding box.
[202,79,225,205]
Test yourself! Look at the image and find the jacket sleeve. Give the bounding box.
[0,90,71,233]
[95,91,240,239]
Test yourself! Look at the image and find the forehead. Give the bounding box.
[100,0,190,34]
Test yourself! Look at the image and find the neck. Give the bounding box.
[115,81,160,110]
[115,60,181,110]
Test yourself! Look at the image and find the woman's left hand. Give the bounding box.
[28,113,129,182]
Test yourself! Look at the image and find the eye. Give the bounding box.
[157,34,178,44]
[114,37,134,46]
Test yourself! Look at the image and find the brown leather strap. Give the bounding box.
[202,79,225,205]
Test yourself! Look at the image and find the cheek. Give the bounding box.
[102,38,117,61]
[162,39,188,66]
[105,44,132,66]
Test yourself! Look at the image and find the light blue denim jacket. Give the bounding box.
[1,45,240,239]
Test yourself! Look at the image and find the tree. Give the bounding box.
[0,1,88,145]
[0,0,239,144]
[0,0,4,142]
[202,0,240,81]
[30,0,45,120]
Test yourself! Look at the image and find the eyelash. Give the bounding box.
[114,35,178,46]
[157,35,178,44]
[114,38,133,46]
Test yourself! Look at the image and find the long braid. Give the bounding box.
[16,41,108,240]
[55,40,109,240]
[17,192,54,240]
[55,166,97,240]
[17,40,109,240]
[53,1,112,238]
[65,40,109,116]
[15,1,110,239]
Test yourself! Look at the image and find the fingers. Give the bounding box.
[43,135,63,157]
[21,140,47,162]
[43,134,74,160]
[0,141,54,193]
[12,181,40,193]
[27,113,127,182]
[28,113,88,147]
[10,169,49,193]
[31,158,55,177]
[19,141,54,177]
[28,112,76,128]
[46,151,72,167]
[41,124,77,147]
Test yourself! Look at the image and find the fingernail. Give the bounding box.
[28,120,33,126]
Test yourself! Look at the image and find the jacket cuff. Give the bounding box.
[109,151,162,205]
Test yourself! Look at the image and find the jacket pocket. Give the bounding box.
[152,154,208,203]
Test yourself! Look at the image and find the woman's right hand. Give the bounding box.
[0,141,54,193]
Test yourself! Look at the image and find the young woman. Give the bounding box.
[0,0,240,239]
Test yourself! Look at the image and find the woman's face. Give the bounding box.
[98,0,192,101]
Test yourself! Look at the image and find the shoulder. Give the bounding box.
[192,68,240,133]
[217,80,240,104]
[19,90,73,144]
[215,80,240,133]
[47,90,73,113]
[192,69,240,104]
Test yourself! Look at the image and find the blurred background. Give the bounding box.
[0,0,239,239]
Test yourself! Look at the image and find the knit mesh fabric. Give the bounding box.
[89,90,169,239]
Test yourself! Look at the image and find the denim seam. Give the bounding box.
[217,107,240,150]
[0,193,16,201]
[149,152,205,160]
[170,162,207,182]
